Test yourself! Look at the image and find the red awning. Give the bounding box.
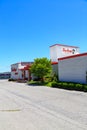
[19,65,31,71]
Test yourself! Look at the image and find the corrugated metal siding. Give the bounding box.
[58,56,87,84]
[52,64,58,75]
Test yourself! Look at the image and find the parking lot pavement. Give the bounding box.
[0,79,87,130]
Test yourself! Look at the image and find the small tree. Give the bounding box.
[30,57,52,82]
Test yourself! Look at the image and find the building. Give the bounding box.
[58,53,87,84]
[11,62,33,80]
[50,44,80,75]
[0,72,11,79]
[50,44,80,62]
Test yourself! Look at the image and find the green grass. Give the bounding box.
[27,80,48,86]
[27,80,87,92]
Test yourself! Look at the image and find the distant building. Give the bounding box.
[11,62,33,80]
[0,72,11,79]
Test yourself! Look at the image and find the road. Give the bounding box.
[0,80,87,130]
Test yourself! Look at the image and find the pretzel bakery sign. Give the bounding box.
[62,48,75,54]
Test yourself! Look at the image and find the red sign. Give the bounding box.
[62,48,72,53]
[62,48,75,54]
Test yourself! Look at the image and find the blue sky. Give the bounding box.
[0,0,87,72]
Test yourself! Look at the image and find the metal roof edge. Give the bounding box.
[50,44,79,48]
[58,52,87,61]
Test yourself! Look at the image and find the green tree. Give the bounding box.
[30,57,52,82]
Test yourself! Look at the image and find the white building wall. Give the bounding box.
[50,44,80,62]
[11,63,19,79]
[25,70,29,79]
[18,70,23,79]
[18,63,25,79]
[11,62,30,80]
[50,45,58,62]
[58,55,87,84]
[11,63,25,79]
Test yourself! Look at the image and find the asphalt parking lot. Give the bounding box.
[0,79,87,130]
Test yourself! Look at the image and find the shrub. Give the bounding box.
[84,85,87,92]
[50,73,58,82]
[8,78,15,81]
[68,83,75,90]
[46,82,52,87]
[51,81,58,87]
[62,83,68,89]
[75,84,83,91]
[57,82,63,88]
[44,75,52,82]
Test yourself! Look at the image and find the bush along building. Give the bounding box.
[11,62,33,81]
